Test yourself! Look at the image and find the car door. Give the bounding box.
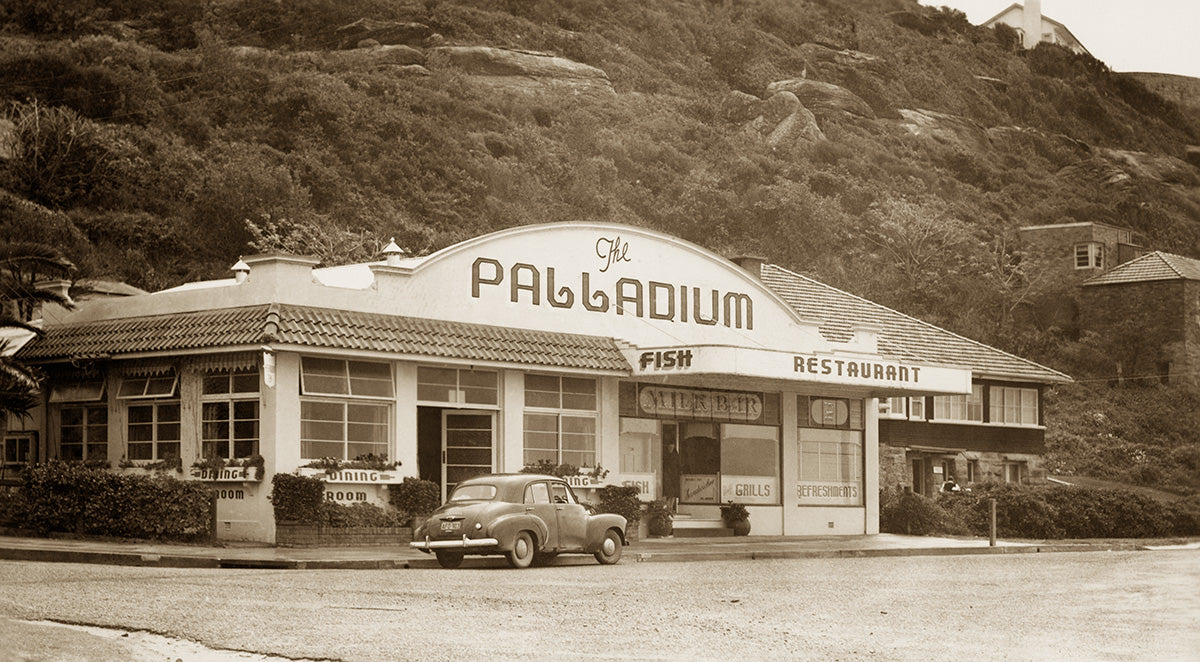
[523,481,559,549]
[550,481,588,551]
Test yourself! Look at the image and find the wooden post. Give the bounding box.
[989,498,997,547]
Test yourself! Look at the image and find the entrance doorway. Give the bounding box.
[417,407,496,501]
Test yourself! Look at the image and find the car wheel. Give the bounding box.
[506,531,535,569]
[594,528,623,565]
[435,550,464,569]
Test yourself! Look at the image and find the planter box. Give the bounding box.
[275,523,414,548]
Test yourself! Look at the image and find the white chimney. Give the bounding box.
[231,258,250,284]
[382,238,405,267]
[1023,0,1043,50]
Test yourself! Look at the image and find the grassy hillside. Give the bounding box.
[1,0,1198,492]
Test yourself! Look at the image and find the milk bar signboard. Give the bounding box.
[637,385,764,423]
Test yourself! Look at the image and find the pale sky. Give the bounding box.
[919,1,1200,79]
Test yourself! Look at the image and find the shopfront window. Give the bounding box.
[523,374,597,467]
[618,383,781,506]
[797,396,863,506]
[202,368,260,459]
[301,358,392,460]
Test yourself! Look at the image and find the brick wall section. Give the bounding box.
[1079,279,1195,385]
[276,525,414,547]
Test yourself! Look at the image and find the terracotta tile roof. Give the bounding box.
[760,265,1071,384]
[18,304,630,372]
[1082,251,1200,286]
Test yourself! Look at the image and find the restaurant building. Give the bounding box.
[14,223,1068,542]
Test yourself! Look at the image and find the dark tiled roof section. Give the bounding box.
[760,265,1070,383]
[19,304,631,372]
[18,305,268,360]
[1082,251,1200,286]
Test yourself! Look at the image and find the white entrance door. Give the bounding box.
[441,411,496,500]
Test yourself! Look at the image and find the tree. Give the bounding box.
[0,242,75,430]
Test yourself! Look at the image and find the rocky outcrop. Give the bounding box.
[897,109,990,151]
[725,90,824,145]
[1097,148,1199,186]
[797,43,885,73]
[326,44,425,69]
[988,125,1092,159]
[764,78,876,119]
[1055,149,1197,188]
[429,46,614,96]
[335,18,434,49]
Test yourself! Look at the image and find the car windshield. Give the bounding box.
[449,484,498,502]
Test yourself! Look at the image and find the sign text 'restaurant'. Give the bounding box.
[794,355,921,383]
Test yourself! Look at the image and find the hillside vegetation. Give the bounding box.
[1,0,1198,493]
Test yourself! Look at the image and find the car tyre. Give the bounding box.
[507,531,535,569]
[594,528,623,565]
[435,550,464,569]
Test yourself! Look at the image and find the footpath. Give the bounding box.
[0,532,1180,570]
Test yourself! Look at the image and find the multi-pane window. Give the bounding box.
[118,373,179,461]
[417,367,498,405]
[523,374,597,467]
[932,384,983,422]
[127,402,180,460]
[990,386,1039,426]
[2,433,36,469]
[61,404,107,462]
[300,357,393,398]
[202,368,260,459]
[1074,242,1103,269]
[884,397,926,420]
[54,380,108,463]
[300,358,392,460]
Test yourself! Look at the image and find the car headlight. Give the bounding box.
[475,523,482,530]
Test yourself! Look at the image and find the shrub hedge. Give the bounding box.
[881,483,1200,539]
[386,476,441,524]
[11,461,211,541]
[596,484,642,524]
[270,472,405,527]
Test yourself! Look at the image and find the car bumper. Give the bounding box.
[410,535,500,553]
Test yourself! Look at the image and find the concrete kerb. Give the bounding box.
[0,536,1156,570]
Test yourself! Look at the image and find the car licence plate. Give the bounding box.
[440,520,461,533]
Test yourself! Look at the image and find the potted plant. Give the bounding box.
[720,500,751,536]
[645,499,674,537]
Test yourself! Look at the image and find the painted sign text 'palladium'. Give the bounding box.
[470,236,755,329]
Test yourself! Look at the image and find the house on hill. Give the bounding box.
[13,223,1069,542]
[983,1,1091,55]
[1017,221,1146,331]
[1079,251,1200,386]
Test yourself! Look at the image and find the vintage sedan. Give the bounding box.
[410,473,627,569]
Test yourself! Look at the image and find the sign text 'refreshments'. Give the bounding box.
[472,257,754,330]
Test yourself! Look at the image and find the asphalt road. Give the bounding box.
[1,550,1196,661]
